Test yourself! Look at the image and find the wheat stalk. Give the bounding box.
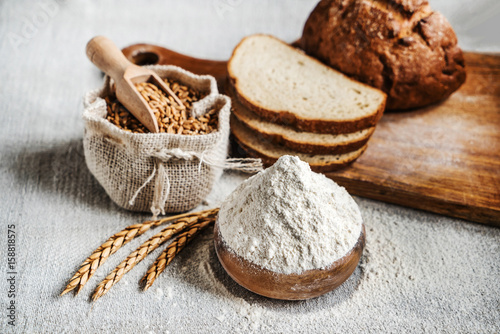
[61,208,218,296]
[91,209,218,301]
[141,218,214,291]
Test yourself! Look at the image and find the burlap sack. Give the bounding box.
[83,65,260,217]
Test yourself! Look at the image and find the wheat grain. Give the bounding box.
[105,78,218,135]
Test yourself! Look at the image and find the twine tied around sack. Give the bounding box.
[128,148,263,218]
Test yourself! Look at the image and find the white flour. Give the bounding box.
[217,155,363,274]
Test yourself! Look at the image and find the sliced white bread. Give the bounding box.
[231,115,367,173]
[228,85,375,155]
[227,34,387,134]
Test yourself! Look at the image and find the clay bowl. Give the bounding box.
[213,221,366,300]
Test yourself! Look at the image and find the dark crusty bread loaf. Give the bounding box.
[231,115,367,172]
[228,85,375,155]
[301,0,466,110]
[228,34,386,134]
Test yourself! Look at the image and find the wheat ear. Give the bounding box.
[60,222,157,296]
[61,208,218,296]
[141,218,214,291]
[92,209,218,301]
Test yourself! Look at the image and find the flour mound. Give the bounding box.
[218,155,363,274]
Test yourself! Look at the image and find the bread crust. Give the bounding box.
[227,34,386,134]
[233,135,366,173]
[229,86,375,154]
[301,0,466,110]
[231,115,367,172]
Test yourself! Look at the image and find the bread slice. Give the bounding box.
[227,34,387,134]
[228,85,375,155]
[231,115,367,173]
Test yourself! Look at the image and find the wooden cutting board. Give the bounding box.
[122,44,500,226]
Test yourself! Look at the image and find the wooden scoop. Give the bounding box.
[214,221,366,300]
[86,36,185,133]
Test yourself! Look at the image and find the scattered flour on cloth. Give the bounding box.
[217,155,362,274]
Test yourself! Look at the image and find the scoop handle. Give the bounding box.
[86,36,132,81]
